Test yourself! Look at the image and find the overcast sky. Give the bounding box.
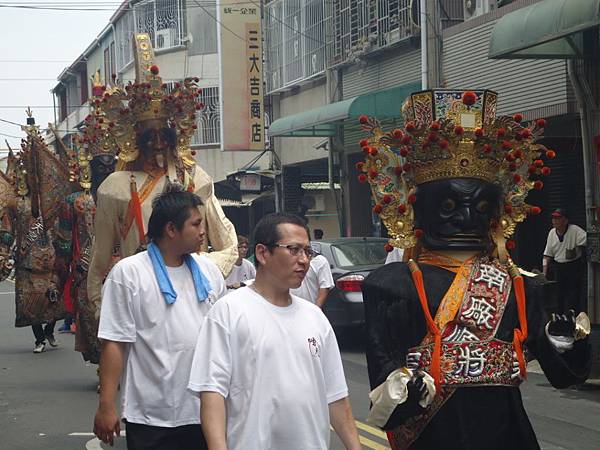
[0,2,114,148]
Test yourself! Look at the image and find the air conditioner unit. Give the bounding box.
[156,28,178,49]
[464,0,492,20]
[305,193,326,213]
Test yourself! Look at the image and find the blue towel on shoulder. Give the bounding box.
[147,242,212,304]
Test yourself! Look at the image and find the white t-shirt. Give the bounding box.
[98,251,226,427]
[224,259,256,291]
[290,255,334,304]
[188,287,349,450]
[543,224,587,263]
[385,248,404,264]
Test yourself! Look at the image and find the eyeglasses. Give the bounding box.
[270,243,316,259]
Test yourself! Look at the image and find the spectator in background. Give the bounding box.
[314,228,324,240]
[543,208,587,313]
[291,251,334,308]
[224,235,256,291]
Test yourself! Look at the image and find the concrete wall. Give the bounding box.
[304,189,341,239]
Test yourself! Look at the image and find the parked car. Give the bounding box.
[311,237,388,329]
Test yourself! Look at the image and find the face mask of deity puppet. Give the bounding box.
[413,178,502,252]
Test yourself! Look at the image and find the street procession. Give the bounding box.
[1,1,600,450]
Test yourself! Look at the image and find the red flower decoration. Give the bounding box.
[405,121,416,132]
[382,194,393,204]
[462,91,477,106]
[384,244,394,253]
[530,206,542,215]
[483,144,493,153]
[513,174,522,183]
[474,128,484,138]
[401,135,412,145]
[542,167,552,175]
[533,159,544,168]
[408,193,417,204]
[358,174,367,183]
[430,121,441,131]
[150,65,160,75]
[355,162,365,171]
[546,150,556,158]
[359,138,369,148]
[399,147,409,157]
[439,139,449,149]
[397,204,407,214]
[533,181,544,190]
[536,118,547,128]
[414,229,424,238]
[373,204,383,214]
[506,240,516,250]
[392,129,404,139]
[394,166,403,176]
[359,115,369,124]
[513,113,523,123]
[454,126,464,136]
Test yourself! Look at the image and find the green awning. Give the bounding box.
[489,0,600,59]
[268,81,421,137]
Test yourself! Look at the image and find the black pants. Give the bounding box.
[553,259,584,313]
[125,422,208,450]
[32,321,56,345]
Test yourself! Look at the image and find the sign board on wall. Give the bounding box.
[217,0,265,151]
[240,173,261,192]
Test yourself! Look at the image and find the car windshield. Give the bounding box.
[331,241,387,267]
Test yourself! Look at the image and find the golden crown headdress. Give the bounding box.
[358,89,556,251]
[84,34,203,171]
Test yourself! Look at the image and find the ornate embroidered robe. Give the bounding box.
[363,261,591,450]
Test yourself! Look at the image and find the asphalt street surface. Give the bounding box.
[1,278,600,449]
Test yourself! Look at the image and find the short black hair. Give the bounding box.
[313,228,324,240]
[251,213,309,267]
[146,183,203,242]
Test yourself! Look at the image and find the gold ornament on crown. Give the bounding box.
[357,89,556,251]
[84,34,203,171]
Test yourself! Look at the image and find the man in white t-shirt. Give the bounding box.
[224,235,256,291]
[291,253,334,307]
[188,213,361,450]
[543,208,587,313]
[93,186,226,449]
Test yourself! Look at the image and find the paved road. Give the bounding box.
[1,279,600,449]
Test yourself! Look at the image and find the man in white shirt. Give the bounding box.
[188,213,361,450]
[291,252,334,307]
[543,208,587,313]
[224,235,256,291]
[93,185,226,449]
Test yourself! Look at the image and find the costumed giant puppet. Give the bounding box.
[358,89,592,450]
[86,34,238,317]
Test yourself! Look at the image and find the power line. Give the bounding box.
[0,131,21,139]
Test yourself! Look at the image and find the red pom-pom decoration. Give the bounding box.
[401,135,412,145]
[414,229,424,238]
[405,121,416,132]
[358,174,367,183]
[454,126,464,136]
[384,244,394,253]
[546,150,556,158]
[536,118,547,128]
[392,129,404,139]
[373,204,383,214]
[430,121,441,131]
[369,169,378,178]
[474,128,484,138]
[439,139,449,149]
[502,140,512,150]
[403,162,412,171]
[508,162,517,171]
[513,113,523,123]
[533,159,544,168]
[428,131,439,142]
[150,65,160,75]
[542,167,552,175]
[497,128,506,138]
[520,129,531,139]
[513,174,522,183]
[533,181,544,190]
[462,91,477,106]
[369,147,378,156]
[408,194,417,204]
[506,240,516,250]
[399,147,409,157]
[528,165,537,174]
[359,138,369,148]
[355,162,364,171]
[362,145,371,154]
[530,206,541,215]
[397,204,407,214]
[483,144,492,153]
[359,115,369,124]
[382,194,392,204]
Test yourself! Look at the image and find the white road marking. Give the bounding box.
[0,291,15,295]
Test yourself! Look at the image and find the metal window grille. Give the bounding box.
[331,0,463,65]
[115,10,135,71]
[265,0,328,93]
[191,86,220,146]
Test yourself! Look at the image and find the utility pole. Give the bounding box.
[421,0,443,89]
